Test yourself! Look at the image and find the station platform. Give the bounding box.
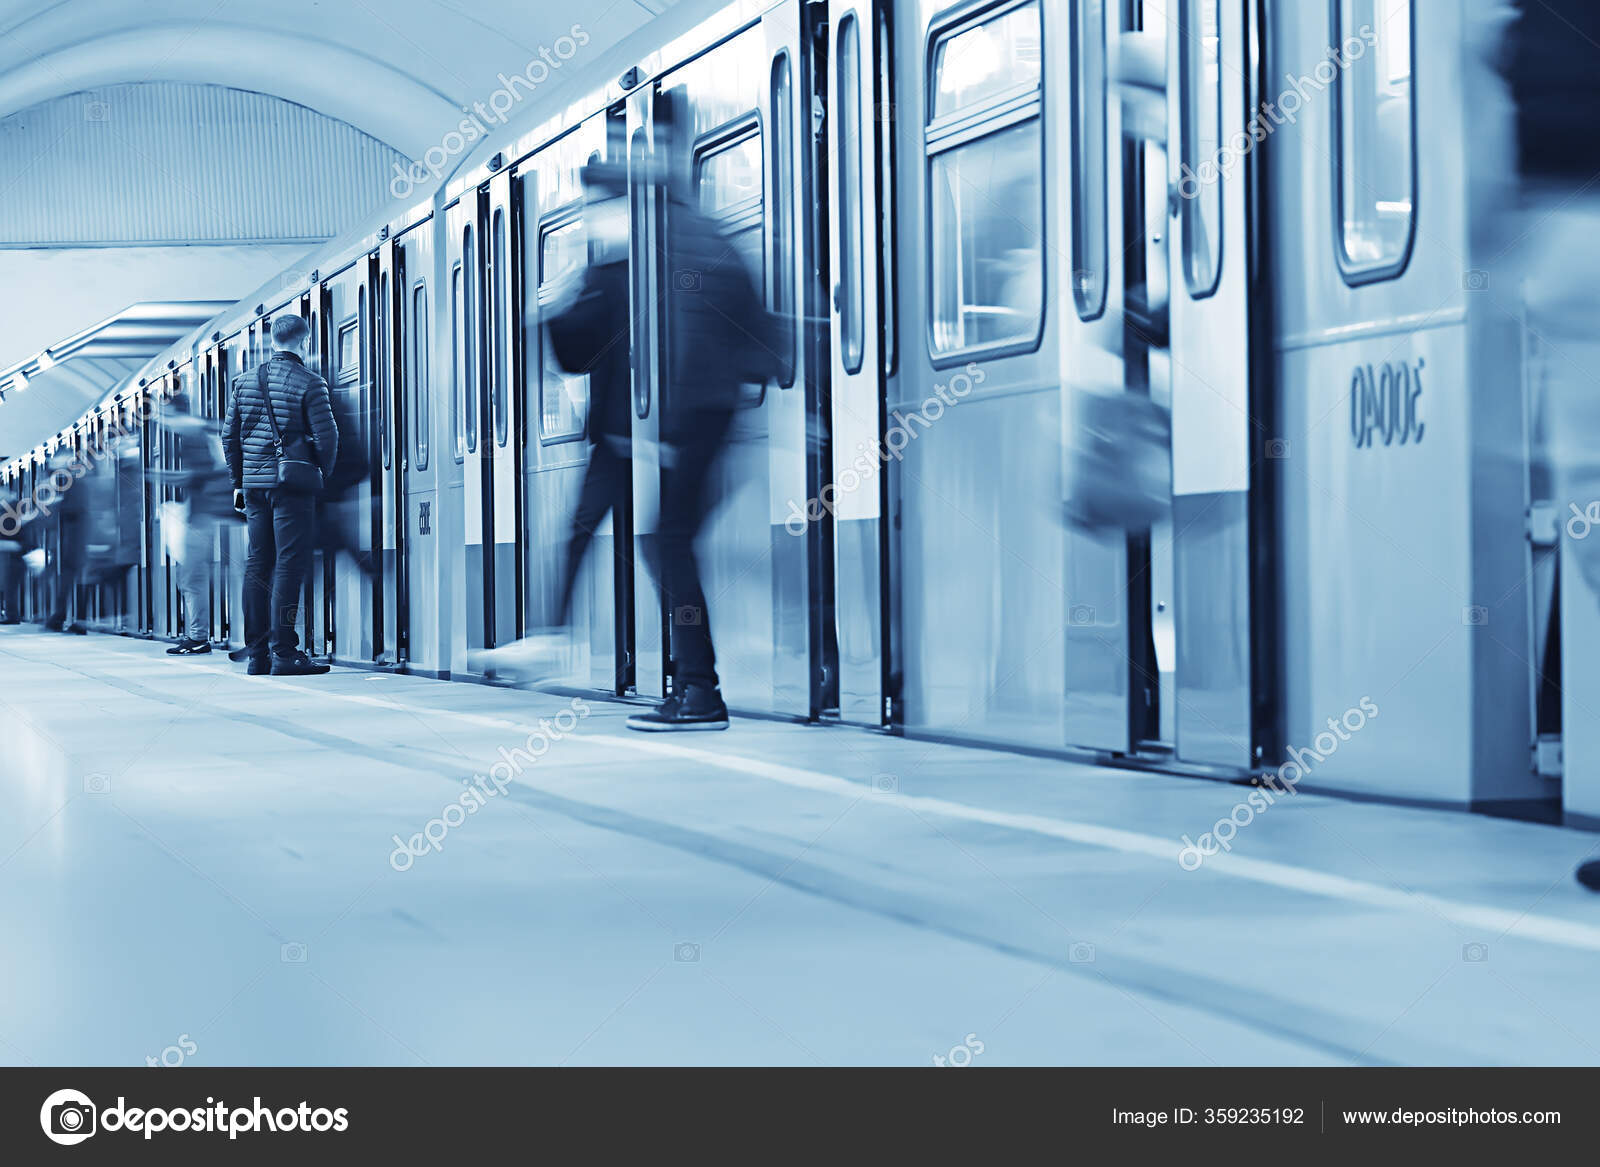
[2,627,1598,1067]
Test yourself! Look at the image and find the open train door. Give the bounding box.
[826,0,889,725]
[1161,0,1256,767]
[1058,0,1134,754]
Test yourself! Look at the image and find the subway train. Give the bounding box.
[4,0,1566,818]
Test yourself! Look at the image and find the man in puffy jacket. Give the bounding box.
[223,314,338,676]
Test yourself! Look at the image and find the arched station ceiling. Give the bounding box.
[0,0,673,160]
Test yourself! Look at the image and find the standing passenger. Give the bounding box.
[44,448,88,634]
[0,481,23,624]
[223,316,339,676]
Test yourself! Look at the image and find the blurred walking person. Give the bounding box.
[317,388,375,581]
[158,391,237,655]
[626,104,783,731]
[43,448,88,634]
[469,157,631,681]
[223,315,339,676]
[1492,0,1600,890]
[0,480,23,624]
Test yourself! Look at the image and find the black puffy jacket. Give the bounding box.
[223,352,339,491]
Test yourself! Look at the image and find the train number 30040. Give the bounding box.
[1350,357,1425,449]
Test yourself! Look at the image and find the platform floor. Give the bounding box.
[2,627,1599,1066]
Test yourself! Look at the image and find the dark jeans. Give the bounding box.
[660,411,734,693]
[243,488,317,659]
[556,439,631,626]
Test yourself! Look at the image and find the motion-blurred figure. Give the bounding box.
[626,101,782,732]
[44,448,88,634]
[318,389,375,581]
[470,157,631,682]
[1493,0,1600,891]
[157,391,237,655]
[0,480,23,624]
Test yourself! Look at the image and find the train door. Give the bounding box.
[219,330,254,653]
[445,197,484,671]
[373,242,407,664]
[484,174,522,651]
[651,18,812,717]
[517,113,625,690]
[627,83,667,700]
[323,265,373,662]
[396,223,435,672]
[827,0,889,724]
[1157,0,1254,767]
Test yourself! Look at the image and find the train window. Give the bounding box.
[838,13,865,375]
[463,225,479,453]
[630,127,651,420]
[1335,0,1415,283]
[875,9,896,379]
[1179,0,1223,297]
[491,209,509,448]
[451,263,465,462]
[336,319,360,381]
[698,134,762,218]
[538,214,588,443]
[927,0,1044,358]
[931,0,1041,119]
[770,52,797,388]
[412,282,429,471]
[1070,0,1107,320]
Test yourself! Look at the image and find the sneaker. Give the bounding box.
[1577,861,1600,892]
[626,684,729,732]
[167,639,212,655]
[468,630,566,680]
[246,655,272,676]
[271,652,331,676]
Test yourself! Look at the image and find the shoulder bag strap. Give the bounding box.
[257,363,286,456]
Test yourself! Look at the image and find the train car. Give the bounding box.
[1,0,1573,822]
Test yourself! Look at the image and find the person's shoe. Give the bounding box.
[167,638,211,655]
[627,684,729,732]
[43,617,63,632]
[468,630,566,681]
[66,622,87,635]
[1577,860,1600,892]
[246,655,272,676]
[228,646,253,662]
[271,651,331,676]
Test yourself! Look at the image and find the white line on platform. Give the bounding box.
[193,668,1600,954]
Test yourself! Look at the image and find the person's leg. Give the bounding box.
[660,413,732,694]
[182,516,214,643]
[556,443,626,626]
[269,491,317,658]
[242,491,276,661]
